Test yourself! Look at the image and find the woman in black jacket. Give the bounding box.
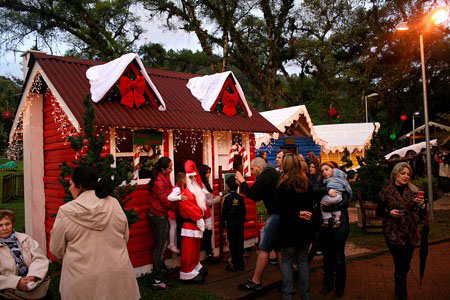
[318,161,351,298]
[278,153,314,300]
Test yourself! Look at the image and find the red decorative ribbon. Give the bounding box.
[119,76,146,108]
[222,90,239,117]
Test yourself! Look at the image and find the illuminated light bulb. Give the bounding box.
[395,21,409,31]
[431,8,448,24]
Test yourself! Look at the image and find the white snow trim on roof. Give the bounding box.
[257,105,327,149]
[385,139,437,160]
[186,71,252,117]
[314,122,380,154]
[399,122,450,140]
[86,53,166,111]
[254,132,280,149]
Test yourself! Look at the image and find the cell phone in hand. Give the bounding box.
[396,209,405,214]
[417,191,425,198]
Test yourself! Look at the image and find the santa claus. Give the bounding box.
[179,160,209,283]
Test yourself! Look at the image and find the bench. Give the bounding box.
[357,191,383,234]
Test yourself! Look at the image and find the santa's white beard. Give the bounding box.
[187,177,206,212]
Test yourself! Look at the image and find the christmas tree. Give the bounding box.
[58,95,139,225]
[354,128,389,203]
[340,148,356,181]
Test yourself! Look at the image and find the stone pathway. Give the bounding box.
[256,240,450,300]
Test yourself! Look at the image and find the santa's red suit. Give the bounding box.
[179,160,208,281]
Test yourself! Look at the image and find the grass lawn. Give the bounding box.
[46,262,222,300]
[348,209,450,250]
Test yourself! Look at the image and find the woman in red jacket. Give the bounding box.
[148,157,178,290]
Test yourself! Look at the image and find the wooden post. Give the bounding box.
[218,166,225,261]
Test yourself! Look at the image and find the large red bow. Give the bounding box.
[222,90,239,117]
[119,76,146,108]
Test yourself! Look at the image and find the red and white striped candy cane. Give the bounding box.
[133,146,143,180]
[228,144,249,175]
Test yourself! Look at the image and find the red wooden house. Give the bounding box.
[9,51,279,275]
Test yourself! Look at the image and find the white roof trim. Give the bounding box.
[186,71,252,117]
[86,53,166,111]
[313,122,381,154]
[385,139,438,160]
[9,64,80,142]
[399,121,450,140]
[257,105,327,149]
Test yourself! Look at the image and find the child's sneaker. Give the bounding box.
[333,219,341,228]
[322,218,332,227]
[167,244,180,254]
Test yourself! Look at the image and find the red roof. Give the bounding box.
[32,53,278,133]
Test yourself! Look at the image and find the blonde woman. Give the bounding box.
[377,162,426,300]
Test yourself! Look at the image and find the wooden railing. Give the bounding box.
[2,173,24,203]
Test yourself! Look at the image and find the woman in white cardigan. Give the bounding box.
[0,210,49,299]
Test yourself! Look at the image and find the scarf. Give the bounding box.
[0,231,28,276]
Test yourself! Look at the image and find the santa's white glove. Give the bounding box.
[205,218,212,230]
[196,219,205,232]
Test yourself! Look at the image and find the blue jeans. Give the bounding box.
[280,242,311,300]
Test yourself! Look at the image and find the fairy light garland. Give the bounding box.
[48,90,79,142]
[7,73,45,160]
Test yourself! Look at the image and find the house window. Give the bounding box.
[114,128,161,182]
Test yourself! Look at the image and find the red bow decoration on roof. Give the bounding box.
[222,90,239,117]
[119,75,146,108]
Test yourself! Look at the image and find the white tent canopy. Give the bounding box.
[314,122,380,154]
[385,139,437,160]
[399,121,450,140]
[256,105,327,148]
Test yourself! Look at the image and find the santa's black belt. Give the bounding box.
[179,216,196,224]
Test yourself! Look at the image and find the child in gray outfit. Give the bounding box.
[321,168,352,227]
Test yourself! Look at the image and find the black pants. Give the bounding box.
[387,243,415,299]
[201,229,213,256]
[148,212,169,279]
[227,222,245,267]
[320,221,349,295]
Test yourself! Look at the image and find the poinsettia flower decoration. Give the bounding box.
[222,90,239,117]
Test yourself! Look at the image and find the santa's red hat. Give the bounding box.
[184,160,203,187]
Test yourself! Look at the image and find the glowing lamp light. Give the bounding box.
[390,133,397,140]
[400,114,408,121]
[395,21,409,31]
[431,8,448,25]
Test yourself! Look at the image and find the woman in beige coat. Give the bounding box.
[50,166,140,300]
[0,210,49,299]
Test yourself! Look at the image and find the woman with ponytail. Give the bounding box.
[50,166,140,300]
[197,164,221,264]
[148,156,177,289]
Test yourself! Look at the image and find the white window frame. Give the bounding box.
[110,127,163,185]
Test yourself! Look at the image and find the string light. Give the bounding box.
[7,73,45,160]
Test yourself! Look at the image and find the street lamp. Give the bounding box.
[396,7,448,220]
[412,111,420,144]
[364,93,379,123]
